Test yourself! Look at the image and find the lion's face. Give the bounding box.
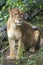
[9,8,23,26]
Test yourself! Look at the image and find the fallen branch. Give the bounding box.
[24,8,43,21]
[28,9,43,21]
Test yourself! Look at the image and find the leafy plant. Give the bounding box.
[26,48,43,65]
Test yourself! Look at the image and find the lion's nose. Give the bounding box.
[19,19,22,21]
[19,20,22,21]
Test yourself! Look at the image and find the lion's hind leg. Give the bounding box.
[34,30,40,50]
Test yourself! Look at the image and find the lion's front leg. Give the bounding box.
[16,39,24,59]
[7,38,16,59]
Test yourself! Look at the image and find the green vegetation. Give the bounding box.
[26,48,43,65]
[0,0,43,25]
[0,0,43,34]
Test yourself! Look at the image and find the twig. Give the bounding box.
[0,46,9,54]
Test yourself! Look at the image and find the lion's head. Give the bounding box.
[9,8,24,26]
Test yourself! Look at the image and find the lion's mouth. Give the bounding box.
[15,21,23,26]
[16,23,22,25]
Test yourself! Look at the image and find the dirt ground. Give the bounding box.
[0,38,43,65]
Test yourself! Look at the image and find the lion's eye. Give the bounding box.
[21,14,23,17]
[14,13,17,15]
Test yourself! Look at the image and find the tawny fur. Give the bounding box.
[7,8,40,59]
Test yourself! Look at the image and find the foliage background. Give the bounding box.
[0,0,43,36]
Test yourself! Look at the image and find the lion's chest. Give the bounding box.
[7,23,22,39]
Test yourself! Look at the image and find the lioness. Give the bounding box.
[7,8,40,59]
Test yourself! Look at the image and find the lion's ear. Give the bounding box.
[19,9,24,17]
[8,8,12,13]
